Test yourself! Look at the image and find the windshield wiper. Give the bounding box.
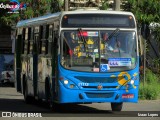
[104,28,120,43]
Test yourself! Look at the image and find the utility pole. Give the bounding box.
[114,0,120,11]
[143,38,146,87]
[64,0,69,11]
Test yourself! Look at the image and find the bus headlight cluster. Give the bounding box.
[61,79,78,89]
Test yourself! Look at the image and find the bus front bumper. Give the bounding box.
[57,82,139,103]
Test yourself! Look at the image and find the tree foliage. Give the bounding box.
[122,0,160,41]
[122,0,160,24]
[51,0,62,13]
[99,0,109,10]
[0,0,62,26]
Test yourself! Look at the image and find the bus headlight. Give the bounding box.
[64,80,69,85]
[130,80,134,84]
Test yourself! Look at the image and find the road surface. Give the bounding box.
[0,84,159,119]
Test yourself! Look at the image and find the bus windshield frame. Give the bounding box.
[60,30,137,72]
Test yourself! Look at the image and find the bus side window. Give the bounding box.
[24,28,28,54]
[28,28,33,54]
[41,25,45,54]
[39,26,43,54]
[27,28,31,54]
[52,31,58,55]
[54,31,59,49]
[33,26,39,54]
[53,21,59,49]
[41,25,49,55]
[34,35,38,54]
[22,28,26,54]
[16,28,23,55]
[48,25,53,55]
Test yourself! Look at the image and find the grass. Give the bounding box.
[139,69,160,100]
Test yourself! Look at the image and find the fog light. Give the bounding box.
[64,80,68,85]
[130,80,134,84]
[70,84,75,88]
[115,94,120,100]
[79,93,84,99]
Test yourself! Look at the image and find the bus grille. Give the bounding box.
[82,86,117,89]
[85,93,114,98]
[75,76,117,83]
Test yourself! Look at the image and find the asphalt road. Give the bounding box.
[0,83,160,119]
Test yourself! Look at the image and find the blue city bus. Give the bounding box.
[15,10,139,111]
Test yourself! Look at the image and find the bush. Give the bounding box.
[139,69,160,100]
[139,83,159,100]
[145,69,159,83]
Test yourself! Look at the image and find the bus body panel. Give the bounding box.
[37,55,52,99]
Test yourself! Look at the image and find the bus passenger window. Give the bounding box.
[34,35,39,54]
[29,40,33,54]
[28,28,34,54]
[38,26,43,54]
[27,28,31,54]
[22,28,26,54]
[47,25,53,55]
[45,25,49,54]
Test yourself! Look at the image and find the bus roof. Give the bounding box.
[16,12,61,28]
[61,10,134,16]
[16,10,134,28]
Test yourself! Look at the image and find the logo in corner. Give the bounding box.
[9,0,26,13]
[10,0,20,12]
[0,0,26,13]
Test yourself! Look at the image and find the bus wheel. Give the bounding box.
[48,90,61,111]
[24,83,33,104]
[111,102,123,111]
[48,89,56,110]
[50,102,62,112]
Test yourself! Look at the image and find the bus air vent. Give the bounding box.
[85,93,114,98]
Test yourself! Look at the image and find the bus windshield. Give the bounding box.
[60,30,137,72]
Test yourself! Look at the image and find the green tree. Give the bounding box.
[0,0,54,26]
[99,0,109,10]
[122,0,160,34]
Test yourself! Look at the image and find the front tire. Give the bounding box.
[47,88,62,111]
[111,102,123,111]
